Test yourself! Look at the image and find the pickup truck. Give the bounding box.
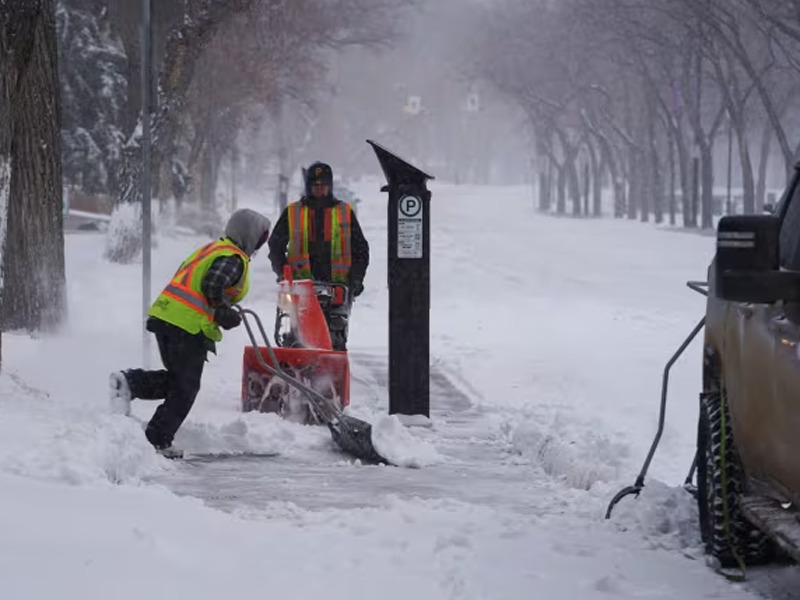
[700,164,800,567]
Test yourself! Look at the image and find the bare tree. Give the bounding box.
[0,0,66,371]
[106,0,413,263]
[473,0,798,228]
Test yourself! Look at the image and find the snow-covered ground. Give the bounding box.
[2,181,799,599]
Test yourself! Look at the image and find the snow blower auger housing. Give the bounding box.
[236,301,387,465]
[242,269,350,425]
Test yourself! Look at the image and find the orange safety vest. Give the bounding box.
[287,201,352,283]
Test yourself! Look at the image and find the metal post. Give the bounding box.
[368,140,434,421]
[141,0,152,365]
[275,100,288,212]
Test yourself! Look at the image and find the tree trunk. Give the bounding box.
[647,96,663,224]
[595,133,623,217]
[583,162,589,217]
[756,120,772,213]
[539,170,549,212]
[700,142,714,229]
[587,141,601,217]
[199,143,216,213]
[675,129,693,227]
[553,128,581,217]
[544,157,553,212]
[627,145,640,220]
[652,144,664,224]
[110,0,258,263]
[0,0,66,361]
[640,145,651,223]
[689,156,700,229]
[566,154,581,217]
[728,30,794,181]
[668,128,676,226]
[735,121,755,214]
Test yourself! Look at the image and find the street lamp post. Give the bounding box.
[141,0,152,365]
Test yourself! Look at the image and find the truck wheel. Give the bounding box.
[696,389,772,567]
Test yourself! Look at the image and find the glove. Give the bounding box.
[214,305,241,330]
[350,280,364,298]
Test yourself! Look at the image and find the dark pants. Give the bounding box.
[322,299,352,352]
[325,312,349,351]
[126,321,208,448]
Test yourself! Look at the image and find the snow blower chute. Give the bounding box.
[237,269,387,464]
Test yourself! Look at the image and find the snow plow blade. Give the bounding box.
[236,307,389,465]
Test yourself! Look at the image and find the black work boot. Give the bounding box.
[145,427,183,459]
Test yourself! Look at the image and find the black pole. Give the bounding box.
[368,140,434,419]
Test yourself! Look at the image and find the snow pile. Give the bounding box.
[505,414,624,490]
[370,414,443,468]
[0,366,166,485]
[166,409,328,458]
[608,480,704,555]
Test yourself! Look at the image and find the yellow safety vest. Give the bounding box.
[148,238,250,342]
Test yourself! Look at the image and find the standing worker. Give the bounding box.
[268,162,369,350]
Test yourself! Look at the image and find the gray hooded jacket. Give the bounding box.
[197,209,271,310]
[224,208,272,256]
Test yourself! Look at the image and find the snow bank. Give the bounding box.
[0,366,166,485]
[608,480,704,555]
[371,414,443,468]
[1,477,759,600]
[168,409,328,458]
[505,414,624,490]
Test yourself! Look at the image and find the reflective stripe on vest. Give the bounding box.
[168,240,248,320]
[286,202,353,283]
[174,242,221,287]
[149,239,250,341]
[162,283,214,320]
[330,203,352,283]
[288,202,311,278]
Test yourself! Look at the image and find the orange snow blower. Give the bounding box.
[236,268,386,464]
[241,266,351,425]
